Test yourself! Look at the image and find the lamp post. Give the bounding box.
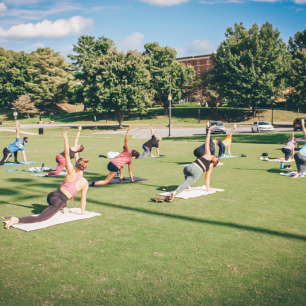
[168,78,172,137]
[198,101,201,124]
[270,95,275,125]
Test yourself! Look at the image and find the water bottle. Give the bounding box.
[280,162,284,169]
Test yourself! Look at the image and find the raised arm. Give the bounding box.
[302,119,306,138]
[80,183,88,215]
[62,129,74,176]
[229,123,236,136]
[205,125,215,155]
[15,121,19,138]
[128,163,134,182]
[73,126,82,147]
[150,123,154,136]
[124,125,131,147]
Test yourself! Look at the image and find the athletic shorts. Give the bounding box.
[108,161,120,172]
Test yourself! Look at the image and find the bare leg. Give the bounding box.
[5,217,19,229]
[119,168,123,180]
[228,146,231,157]
[94,172,117,186]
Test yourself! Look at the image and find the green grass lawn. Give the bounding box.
[0,130,306,305]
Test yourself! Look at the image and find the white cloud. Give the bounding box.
[115,32,145,52]
[0,2,7,11]
[199,0,306,3]
[176,39,215,57]
[22,42,44,52]
[293,0,306,4]
[138,0,189,6]
[0,16,94,40]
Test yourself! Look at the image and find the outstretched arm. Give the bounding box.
[205,125,215,156]
[80,184,88,215]
[15,121,19,138]
[62,129,74,175]
[125,125,131,147]
[150,123,154,136]
[302,119,306,139]
[128,163,134,182]
[229,124,236,136]
[73,126,82,147]
[205,167,213,192]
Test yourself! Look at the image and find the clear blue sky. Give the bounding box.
[0,0,305,59]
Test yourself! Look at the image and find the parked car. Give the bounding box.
[251,121,274,133]
[210,121,226,134]
[293,118,306,131]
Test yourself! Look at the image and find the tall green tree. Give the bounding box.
[87,49,152,128]
[28,47,74,113]
[211,22,291,114]
[288,28,306,57]
[143,42,195,115]
[286,49,306,108]
[0,48,34,105]
[68,35,115,110]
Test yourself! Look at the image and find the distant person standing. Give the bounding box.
[0,121,28,165]
[13,111,18,122]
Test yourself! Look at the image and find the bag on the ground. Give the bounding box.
[107,151,120,159]
[262,153,268,156]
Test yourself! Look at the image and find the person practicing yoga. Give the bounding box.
[194,134,218,158]
[293,119,306,179]
[216,124,236,158]
[5,129,89,229]
[168,125,219,201]
[281,133,296,161]
[90,126,140,186]
[48,126,83,176]
[139,123,162,158]
[0,121,28,165]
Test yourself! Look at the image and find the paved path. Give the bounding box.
[0,124,294,139]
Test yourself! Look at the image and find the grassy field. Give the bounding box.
[0,129,306,305]
[1,106,305,128]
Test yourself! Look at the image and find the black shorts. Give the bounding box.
[108,162,120,172]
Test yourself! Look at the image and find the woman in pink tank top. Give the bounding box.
[90,126,140,187]
[5,130,90,229]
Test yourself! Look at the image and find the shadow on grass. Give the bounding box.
[88,198,306,241]
[2,202,47,214]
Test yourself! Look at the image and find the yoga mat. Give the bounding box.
[220,156,239,159]
[93,177,147,185]
[145,155,166,158]
[268,158,295,162]
[279,171,306,177]
[3,208,101,232]
[158,185,224,199]
[32,170,91,177]
[0,161,37,166]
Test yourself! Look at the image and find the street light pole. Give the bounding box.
[168,78,172,137]
[270,95,275,125]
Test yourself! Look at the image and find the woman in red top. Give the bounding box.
[90,126,140,187]
[5,129,89,229]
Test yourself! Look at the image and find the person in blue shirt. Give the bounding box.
[0,121,28,165]
[293,118,306,178]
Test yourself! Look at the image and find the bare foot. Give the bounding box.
[5,217,19,229]
[170,191,176,201]
[292,173,299,179]
[62,207,69,214]
[187,187,192,191]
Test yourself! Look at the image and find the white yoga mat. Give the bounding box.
[279,171,306,177]
[180,163,224,167]
[3,208,101,232]
[269,158,295,162]
[158,185,225,199]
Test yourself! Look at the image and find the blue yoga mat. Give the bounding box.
[0,161,37,166]
[220,156,239,159]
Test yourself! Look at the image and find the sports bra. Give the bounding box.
[60,173,83,196]
[60,148,78,160]
[194,156,212,172]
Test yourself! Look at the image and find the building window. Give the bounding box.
[197,60,200,65]
[207,59,210,65]
[197,68,200,74]
[187,61,191,66]
[206,67,210,71]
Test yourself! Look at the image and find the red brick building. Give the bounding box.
[176,54,214,103]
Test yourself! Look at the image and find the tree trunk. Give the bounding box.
[115,109,124,129]
[83,103,87,111]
